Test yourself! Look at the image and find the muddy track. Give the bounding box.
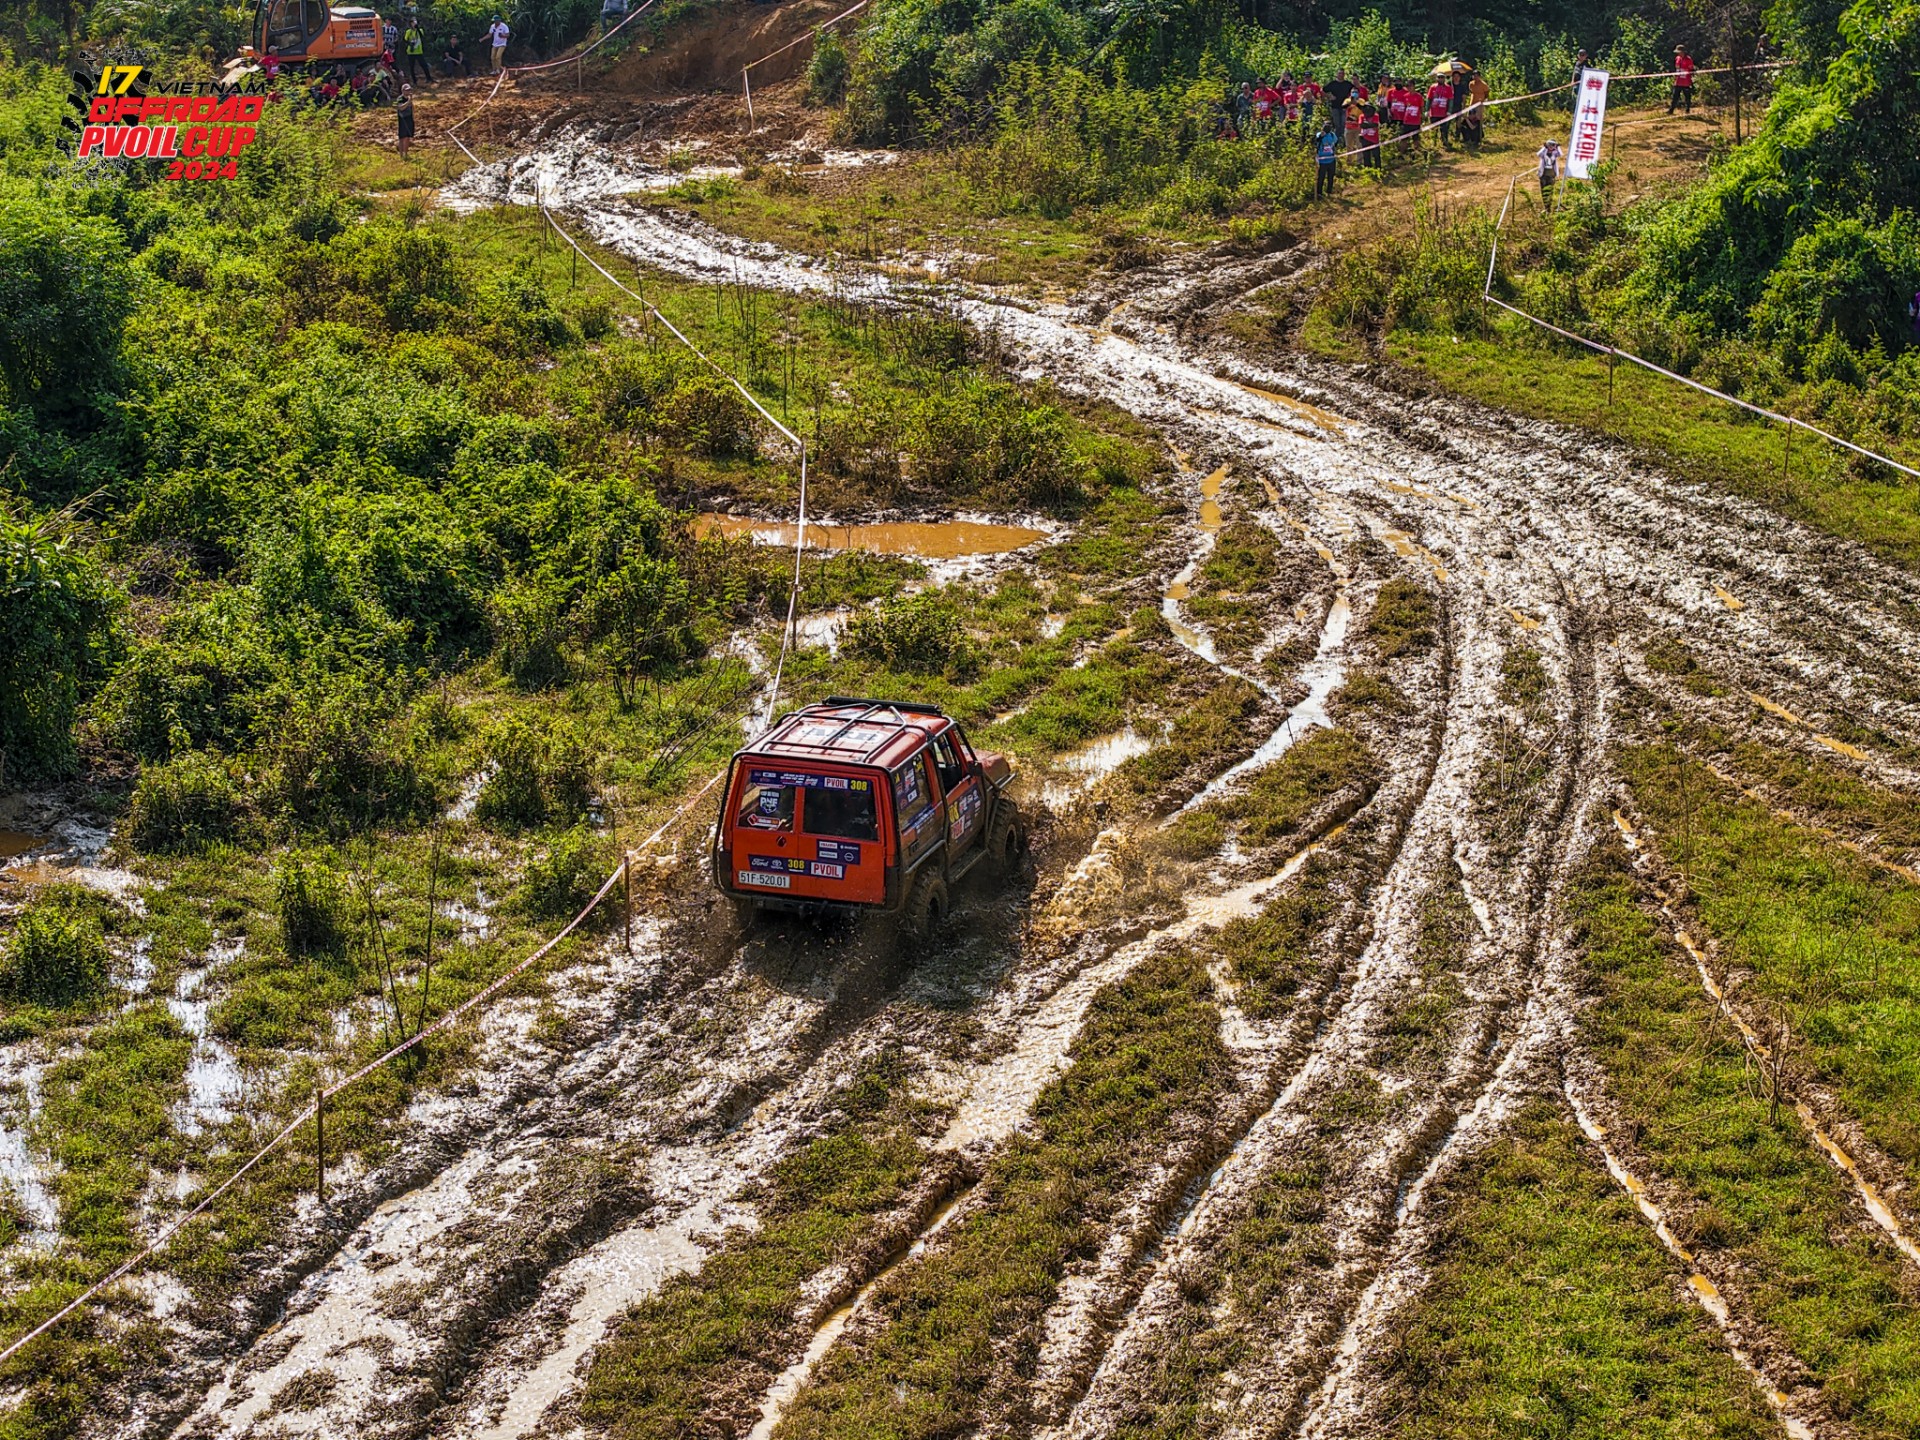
[121,143,1920,1440]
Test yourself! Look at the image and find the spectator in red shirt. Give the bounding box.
[1426,75,1454,146]
[1669,45,1696,113]
[1398,80,1423,142]
[1356,103,1382,168]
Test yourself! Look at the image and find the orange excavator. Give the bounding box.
[227,0,386,78]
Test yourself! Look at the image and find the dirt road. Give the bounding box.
[134,136,1920,1440]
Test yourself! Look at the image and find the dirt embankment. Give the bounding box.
[594,0,846,94]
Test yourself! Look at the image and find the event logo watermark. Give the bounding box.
[66,62,261,178]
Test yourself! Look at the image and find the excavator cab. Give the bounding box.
[243,0,383,70]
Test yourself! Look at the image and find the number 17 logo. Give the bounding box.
[96,65,143,94]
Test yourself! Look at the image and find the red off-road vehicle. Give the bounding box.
[712,697,1026,936]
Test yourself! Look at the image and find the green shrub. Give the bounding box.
[655,373,756,457]
[491,575,572,690]
[517,825,610,919]
[481,263,576,352]
[476,717,594,827]
[844,592,975,677]
[1,901,109,1008]
[807,28,851,105]
[126,751,242,851]
[0,203,138,428]
[276,852,347,955]
[1,504,124,781]
[258,679,428,825]
[568,294,617,341]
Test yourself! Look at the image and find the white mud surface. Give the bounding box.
[99,138,1920,1440]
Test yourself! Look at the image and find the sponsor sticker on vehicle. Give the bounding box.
[816,840,862,864]
[749,855,805,872]
[808,862,845,880]
[947,784,983,842]
[748,768,869,791]
[738,870,791,889]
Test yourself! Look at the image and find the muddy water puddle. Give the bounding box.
[469,1189,745,1440]
[1233,382,1353,434]
[1198,465,1228,531]
[167,947,247,1138]
[1037,726,1159,810]
[696,513,1047,560]
[180,1145,522,1439]
[0,1047,57,1242]
[0,831,44,861]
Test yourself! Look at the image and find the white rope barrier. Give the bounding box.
[1481,171,1920,481]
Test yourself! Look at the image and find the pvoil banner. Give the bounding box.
[1567,68,1610,178]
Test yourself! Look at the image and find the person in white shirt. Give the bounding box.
[1537,139,1563,201]
[487,17,510,73]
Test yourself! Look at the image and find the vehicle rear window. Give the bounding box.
[738,782,795,831]
[803,785,879,841]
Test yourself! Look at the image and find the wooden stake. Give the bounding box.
[624,852,633,953]
[315,1083,326,1206]
[1783,419,1792,479]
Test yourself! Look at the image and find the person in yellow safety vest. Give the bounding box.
[403,21,430,84]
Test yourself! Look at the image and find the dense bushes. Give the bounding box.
[0,505,122,781]
[817,373,1107,505]
[476,717,594,827]
[517,824,612,918]
[0,898,110,1009]
[844,591,977,676]
[0,207,138,431]
[125,752,243,851]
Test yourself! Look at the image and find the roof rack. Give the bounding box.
[756,698,948,764]
[819,696,948,717]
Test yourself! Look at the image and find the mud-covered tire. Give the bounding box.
[986,796,1027,879]
[902,868,948,942]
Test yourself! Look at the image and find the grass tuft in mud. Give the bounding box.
[1383,1097,1780,1439]
[775,950,1231,1437]
[1571,833,1920,1436]
[1158,727,1378,862]
[580,1051,944,1439]
[1364,576,1438,659]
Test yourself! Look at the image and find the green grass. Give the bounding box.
[1366,321,1920,575]
[1211,850,1346,1021]
[1623,741,1920,1179]
[1185,519,1285,660]
[1158,725,1378,861]
[774,949,1231,1437]
[1572,836,1920,1436]
[1365,576,1438,659]
[1722,737,1920,849]
[580,1054,935,1440]
[1385,1098,1779,1440]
